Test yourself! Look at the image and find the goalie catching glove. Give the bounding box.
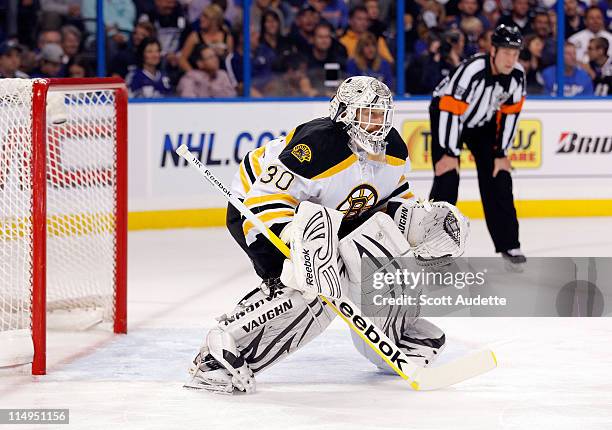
[280,201,344,300]
[387,199,469,266]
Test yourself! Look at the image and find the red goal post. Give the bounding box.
[0,78,127,375]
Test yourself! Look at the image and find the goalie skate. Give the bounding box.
[184,368,235,394]
[184,349,238,394]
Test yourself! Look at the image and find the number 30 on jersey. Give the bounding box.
[260,165,295,191]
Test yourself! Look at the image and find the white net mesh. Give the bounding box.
[46,89,118,320]
[0,79,120,366]
[0,80,34,334]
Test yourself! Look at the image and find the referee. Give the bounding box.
[428,25,527,264]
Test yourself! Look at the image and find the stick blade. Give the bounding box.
[413,349,497,391]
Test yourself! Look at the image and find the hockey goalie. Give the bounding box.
[185,76,469,394]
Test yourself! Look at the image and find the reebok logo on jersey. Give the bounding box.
[291,144,312,162]
[241,300,294,333]
[337,300,409,375]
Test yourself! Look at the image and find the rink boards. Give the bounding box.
[124,99,612,229]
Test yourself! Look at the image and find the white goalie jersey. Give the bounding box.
[230,117,415,247]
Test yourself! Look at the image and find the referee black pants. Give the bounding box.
[428,104,521,253]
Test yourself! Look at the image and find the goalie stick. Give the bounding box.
[176,144,497,390]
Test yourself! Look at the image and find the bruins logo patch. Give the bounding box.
[337,185,378,219]
[291,144,312,163]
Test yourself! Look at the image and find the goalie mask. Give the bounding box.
[329,76,394,155]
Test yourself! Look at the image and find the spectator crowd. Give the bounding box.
[0,0,611,97]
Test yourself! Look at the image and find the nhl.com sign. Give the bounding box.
[557,132,612,154]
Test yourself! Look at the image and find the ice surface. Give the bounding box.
[1,218,612,430]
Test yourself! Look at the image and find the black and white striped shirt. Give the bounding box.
[432,54,526,157]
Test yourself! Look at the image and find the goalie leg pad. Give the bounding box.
[337,213,444,370]
[225,288,335,374]
[338,211,411,285]
[354,317,446,372]
[190,284,335,392]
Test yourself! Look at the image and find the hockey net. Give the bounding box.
[0,78,127,375]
